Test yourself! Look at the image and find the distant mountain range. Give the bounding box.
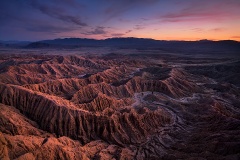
[1,37,240,54]
[0,40,31,45]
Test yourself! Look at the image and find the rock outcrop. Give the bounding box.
[0,53,240,159]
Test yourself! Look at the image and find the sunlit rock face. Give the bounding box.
[0,50,240,160]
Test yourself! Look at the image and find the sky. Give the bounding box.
[0,0,240,41]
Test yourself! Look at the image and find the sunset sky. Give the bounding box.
[1,0,240,41]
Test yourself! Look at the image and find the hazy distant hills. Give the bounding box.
[38,37,158,47]
[29,38,240,54]
[0,40,31,46]
[1,37,240,54]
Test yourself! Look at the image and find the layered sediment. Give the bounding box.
[0,53,240,159]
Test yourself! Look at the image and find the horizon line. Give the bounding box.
[1,37,240,43]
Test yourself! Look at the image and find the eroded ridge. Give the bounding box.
[0,53,240,159]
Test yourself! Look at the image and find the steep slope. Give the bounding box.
[0,52,240,159]
[0,83,173,145]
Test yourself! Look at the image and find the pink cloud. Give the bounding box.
[210,28,225,32]
[160,1,240,23]
[191,28,203,32]
[231,36,240,39]
[162,10,226,23]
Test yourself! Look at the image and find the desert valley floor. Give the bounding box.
[0,48,240,160]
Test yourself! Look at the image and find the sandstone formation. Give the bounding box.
[0,52,240,159]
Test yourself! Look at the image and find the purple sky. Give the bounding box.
[0,0,240,41]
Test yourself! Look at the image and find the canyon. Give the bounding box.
[0,48,240,160]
